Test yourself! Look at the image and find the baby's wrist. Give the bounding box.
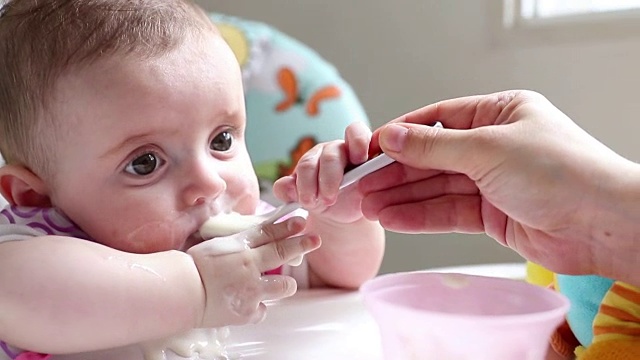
[170,250,206,329]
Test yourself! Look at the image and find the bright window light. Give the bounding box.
[521,0,640,19]
[499,1,640,43]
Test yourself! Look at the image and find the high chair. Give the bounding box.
[210,13,371,203]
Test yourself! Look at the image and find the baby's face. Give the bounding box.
[45,34,260,253]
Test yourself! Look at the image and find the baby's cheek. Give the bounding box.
[100,222,185,254]
[230,178,261,213]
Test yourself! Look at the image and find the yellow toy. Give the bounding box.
[526,262,640,359]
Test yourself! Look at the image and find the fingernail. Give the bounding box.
[287,217,304,231]
[303,234,321,250]
[381,125,407,153]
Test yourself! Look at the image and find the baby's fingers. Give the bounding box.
[259,275,297,302]
[236,276,297,325]
[257,233,321,273]
[316,142,348,205]
[249,217,307,248]
[344,121,372,165]
[272,175,297,203]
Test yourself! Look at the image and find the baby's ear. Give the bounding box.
[0,164,51,207]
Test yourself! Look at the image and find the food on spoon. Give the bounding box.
[199,212,264,238]
[199,211,304,266]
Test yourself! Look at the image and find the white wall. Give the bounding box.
[196,0,640,273]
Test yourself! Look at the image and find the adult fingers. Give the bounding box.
[391,90,525,128]
[361,173,478,219]
[359,162,450,194]
[377,123,505,181]
[369,90,536,154]
[374,195,485,234]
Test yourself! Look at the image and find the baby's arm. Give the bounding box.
[304,210,385,289]
[273,122,385,289]
[0,236,202,354]
[0,218,318,354]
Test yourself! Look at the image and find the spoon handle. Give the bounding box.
[339,153,395,190]
[260,201,303,225]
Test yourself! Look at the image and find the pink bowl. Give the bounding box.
[360,272,569,360]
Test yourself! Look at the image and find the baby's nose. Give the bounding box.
[182,164,226,207]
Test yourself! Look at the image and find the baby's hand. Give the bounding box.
[186,217,320,328]
[273,122,372,224]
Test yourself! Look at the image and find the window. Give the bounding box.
[504,0,640,27]
[520,0,640,20]
[494,0,640,45]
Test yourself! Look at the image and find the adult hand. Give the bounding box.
[360,90,640,285]
[187,217,320,328]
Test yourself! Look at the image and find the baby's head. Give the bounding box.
[0,0,213,177]
[0,0,260,252]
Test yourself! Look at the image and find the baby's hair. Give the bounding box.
[0,0,216,178]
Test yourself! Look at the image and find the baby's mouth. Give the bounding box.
[182,209,263,251]
[181,232,204,251]
[180,205,220,250]
[198,212,265,238]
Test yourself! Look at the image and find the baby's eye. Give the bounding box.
[210,131,233,152]
[125,153,164,176]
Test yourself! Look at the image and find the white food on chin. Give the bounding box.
[199,212,264,238]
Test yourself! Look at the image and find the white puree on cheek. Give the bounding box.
[141,327,231,360]
[199,212,264,239]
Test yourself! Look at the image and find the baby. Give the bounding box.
[0,0,384,359]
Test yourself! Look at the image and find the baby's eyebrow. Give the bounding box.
[100,132,156,160]
[100,124,183,159]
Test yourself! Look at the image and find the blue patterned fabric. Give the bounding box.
[210,14,369,189]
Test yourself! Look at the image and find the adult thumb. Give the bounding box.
[378,123,487,176]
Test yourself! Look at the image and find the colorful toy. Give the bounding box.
[526,262,640,359]
[210,13,370,203]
